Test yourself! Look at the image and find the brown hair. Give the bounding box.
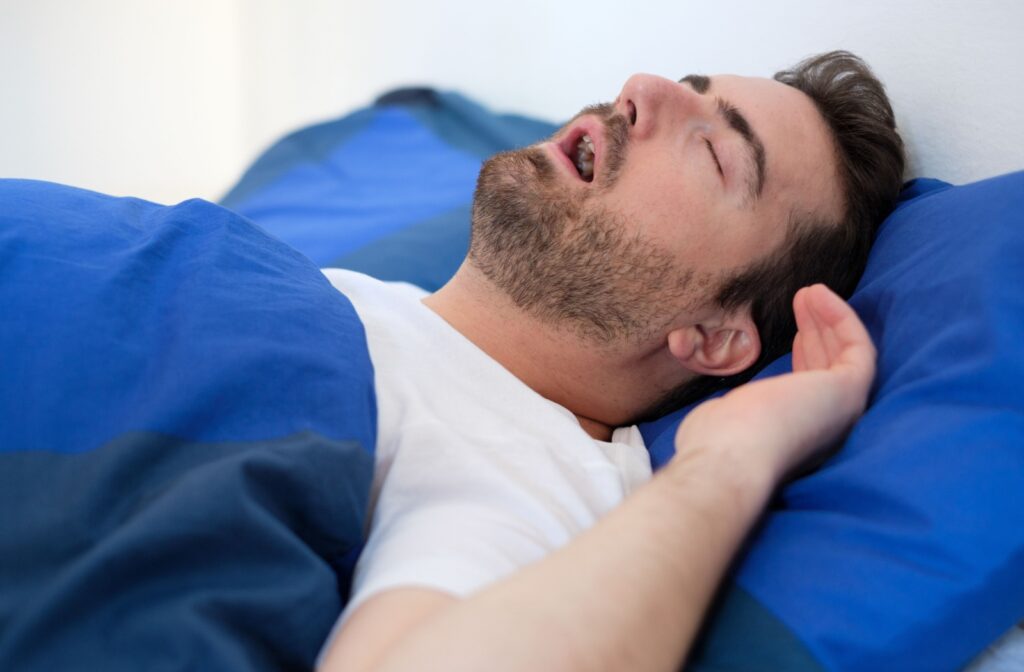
[640,50,906,419]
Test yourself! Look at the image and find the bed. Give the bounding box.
[1,86,1022,670]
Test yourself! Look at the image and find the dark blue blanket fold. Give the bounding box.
[0,180,377,670]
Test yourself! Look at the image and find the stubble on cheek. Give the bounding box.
[468,138,719,347]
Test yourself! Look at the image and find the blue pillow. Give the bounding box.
[647,173,1024,671]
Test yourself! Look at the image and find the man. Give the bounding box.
[320,51,905,670]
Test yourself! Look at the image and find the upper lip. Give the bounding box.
[557,116,605,183]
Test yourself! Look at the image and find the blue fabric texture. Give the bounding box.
[0,180,378,670]
[221,87,559,291]
[650,173,1024,671]
[687,584,825,672]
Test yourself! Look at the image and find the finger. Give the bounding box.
[805,284,876,375]
[792,331,806,371]
[818,305,844,362]
[793,287,830,370]
[806,295,845,368]
[805,284,872,350]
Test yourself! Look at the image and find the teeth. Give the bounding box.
[574,133,595,181]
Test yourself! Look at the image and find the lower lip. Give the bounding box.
[546,141,584,181]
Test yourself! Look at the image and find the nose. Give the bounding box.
[615,74,707,140]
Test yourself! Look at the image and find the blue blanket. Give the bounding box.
[0,180,377,670]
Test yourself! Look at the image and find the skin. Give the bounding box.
[321,74,862,672]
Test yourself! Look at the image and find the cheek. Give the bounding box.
[614,143,720,219]
[614,169,716,247]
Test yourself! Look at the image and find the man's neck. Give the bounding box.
[422,264,669,442]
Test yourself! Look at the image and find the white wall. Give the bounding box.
[0,0,246,203]
[2,0,1022,204]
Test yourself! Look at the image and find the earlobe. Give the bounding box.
[667,314,761,377]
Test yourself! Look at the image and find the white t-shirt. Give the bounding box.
[321,269,651,621]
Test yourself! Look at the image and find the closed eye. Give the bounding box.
[704,138,724,177]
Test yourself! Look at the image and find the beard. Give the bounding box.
[467,104,712,346]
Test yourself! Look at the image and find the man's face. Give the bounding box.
[469,72,842,346]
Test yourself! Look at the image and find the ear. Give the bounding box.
[666,310,761,377]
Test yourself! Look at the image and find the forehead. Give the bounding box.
[709,74,842,222]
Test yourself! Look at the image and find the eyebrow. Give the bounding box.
[679,74,767,200]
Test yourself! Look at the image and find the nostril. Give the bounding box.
[626,101,637,125]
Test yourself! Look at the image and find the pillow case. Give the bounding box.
[641,173,1024,671]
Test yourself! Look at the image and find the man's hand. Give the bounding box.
[674,283,876,483]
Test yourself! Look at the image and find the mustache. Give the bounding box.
[563,102,630,187]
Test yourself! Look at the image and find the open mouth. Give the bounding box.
[557,125,600,183]
[570,133,595,181]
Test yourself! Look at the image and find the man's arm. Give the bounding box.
[321,284,875,672]
[324,446,772,672]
